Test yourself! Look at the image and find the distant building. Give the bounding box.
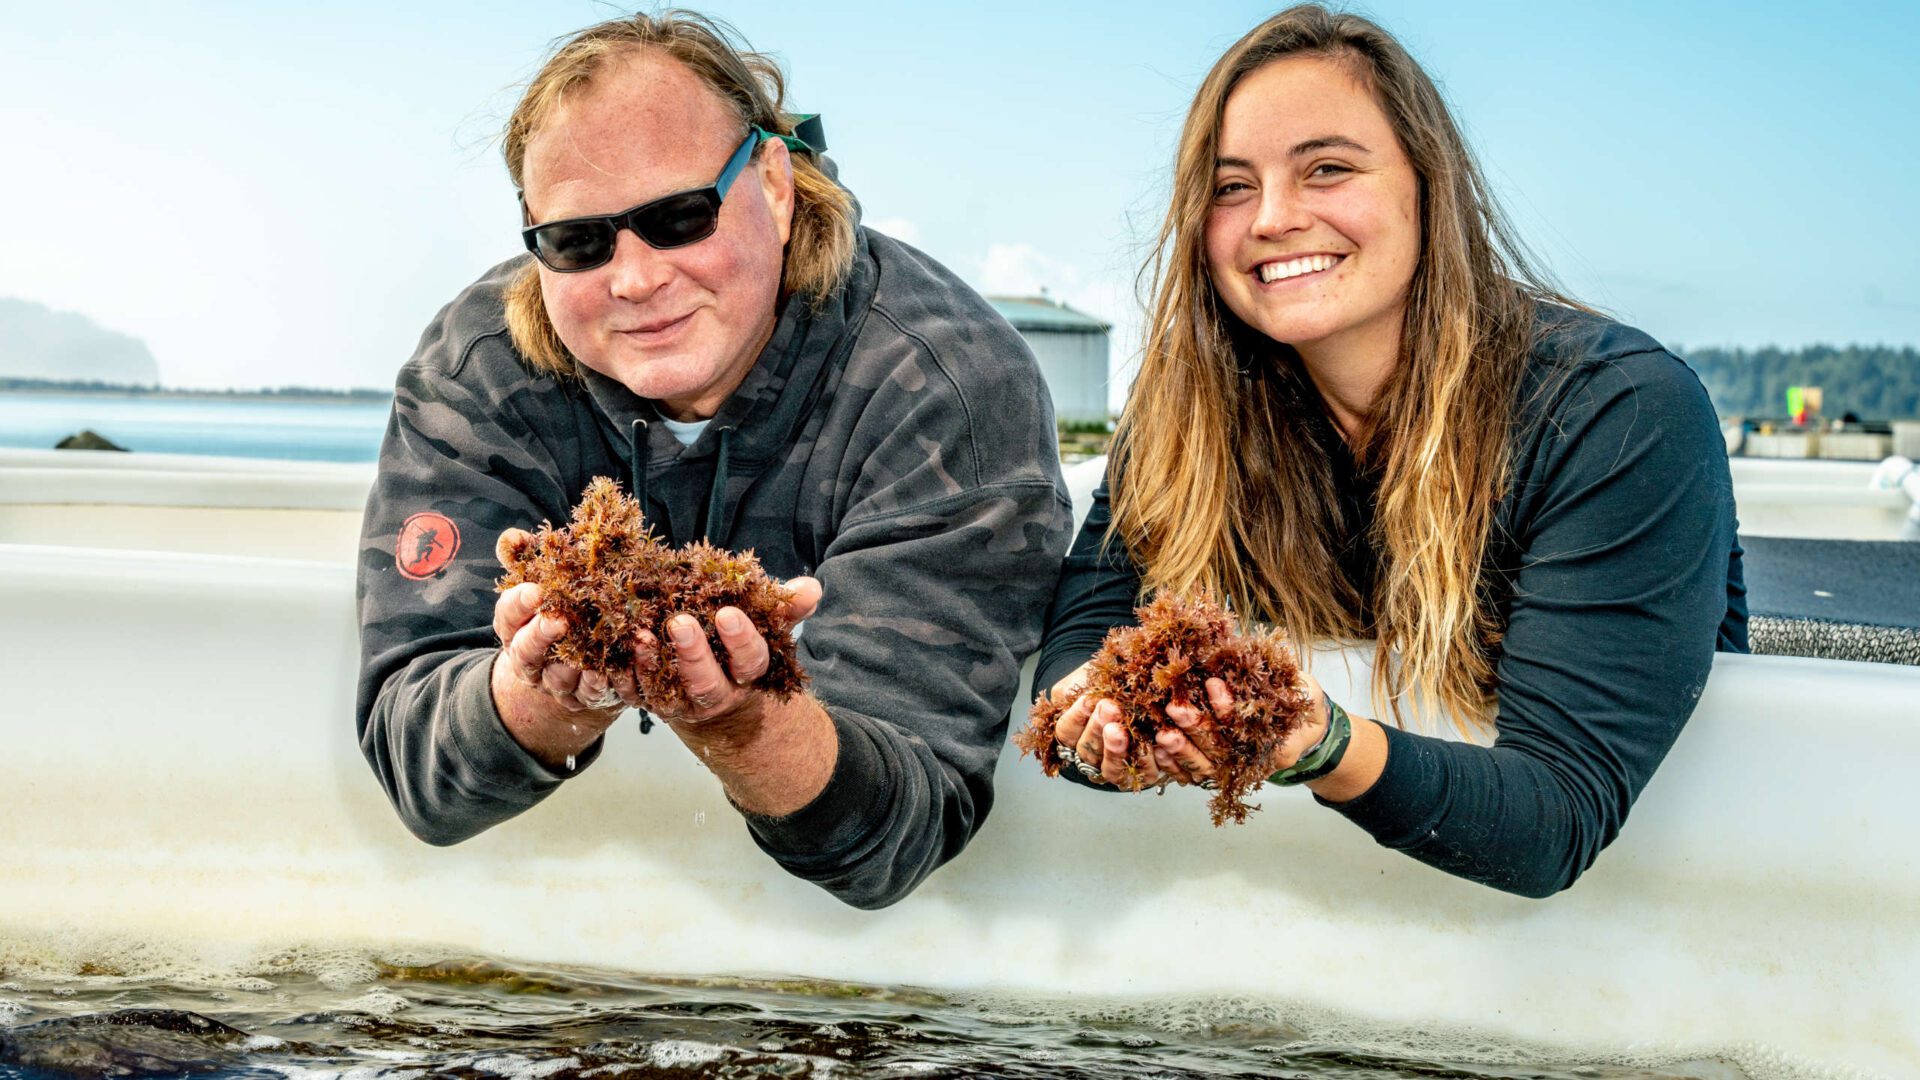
[988,295,1110,426]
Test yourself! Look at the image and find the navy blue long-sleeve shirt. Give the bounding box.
[1033,307,1748,898]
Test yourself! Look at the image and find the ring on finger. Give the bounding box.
[689,691,718,710]
[1075,757,1101,781]
[586,686,625,710]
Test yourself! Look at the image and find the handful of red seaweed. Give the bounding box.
[495,477,806,711]
[1015,593,1313,825]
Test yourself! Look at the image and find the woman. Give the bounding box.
[1033,4,1746,898]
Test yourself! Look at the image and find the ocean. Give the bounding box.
[0,391,390,462]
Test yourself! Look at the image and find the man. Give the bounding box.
[354,11,1070,910]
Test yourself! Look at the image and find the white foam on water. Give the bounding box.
[339,988,411,1017]
[0,999,29,1021]
[0,926,385,992]
[263,1060,424,1068]
[646,1039,728,1068]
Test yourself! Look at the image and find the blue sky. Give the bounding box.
[3,1,1916,393]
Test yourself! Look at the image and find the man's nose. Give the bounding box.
[1251,184,1313,239]
[604,228,673,300]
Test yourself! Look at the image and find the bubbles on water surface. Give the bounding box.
[646,1039,727,1068]
[340,987,412,1017]
[470,1051,582,1078]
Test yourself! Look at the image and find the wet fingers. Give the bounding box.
[494,528,533,569]
[1156,728,1216,785]
[715,607,770,686]
[609,670,641,708]
[669,615,734,716]
[504,613,564,686]
[1205,677,1235,719]
[574,670,629,713]
[1074,700,1118,783]
[492,582,542,646]
[782,577,823,623]
[1051,693,1096,750]
[1099,720,1141,789]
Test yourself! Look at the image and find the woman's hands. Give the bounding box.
[1048,667,1332,791]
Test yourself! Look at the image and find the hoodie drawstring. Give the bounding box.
[628,418,649,517]
[627,416,654,736]
[703,427,733,543]
[629,417,733,545]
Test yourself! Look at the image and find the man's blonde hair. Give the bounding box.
[500,10,858,377]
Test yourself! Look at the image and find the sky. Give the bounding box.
[3,1,1917,396]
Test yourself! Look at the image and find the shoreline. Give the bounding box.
[0,384,390,404]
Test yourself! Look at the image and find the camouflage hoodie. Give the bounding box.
[356,228,1072,909]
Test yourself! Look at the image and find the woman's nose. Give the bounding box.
[605,228,674,300]
[1251,185,1313,239]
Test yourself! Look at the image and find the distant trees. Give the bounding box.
[1680,344,1920,420]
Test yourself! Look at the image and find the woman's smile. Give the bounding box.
[1254,253,1346,285]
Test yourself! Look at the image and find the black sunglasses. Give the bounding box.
[520,125,766,272]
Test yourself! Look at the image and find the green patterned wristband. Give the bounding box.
[1270,696,1352,787]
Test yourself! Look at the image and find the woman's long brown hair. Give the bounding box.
[1114,4,1581,728]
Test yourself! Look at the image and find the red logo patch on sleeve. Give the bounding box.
[396,511,461,580]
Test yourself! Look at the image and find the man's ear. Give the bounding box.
[756,138,796,246]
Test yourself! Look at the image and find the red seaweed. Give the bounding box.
[496,477,806,711]
[1015,593,1313,825]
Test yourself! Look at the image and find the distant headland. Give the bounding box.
[0,296,389,401]
[0,297,160,386]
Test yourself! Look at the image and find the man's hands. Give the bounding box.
[639,582,835,816]
[637,576,824,730]
[490,577,635,774]
[487,526,830,806]
[494,580,642,715]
